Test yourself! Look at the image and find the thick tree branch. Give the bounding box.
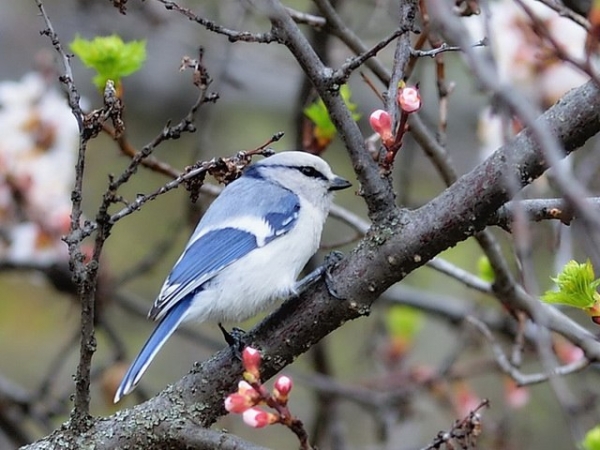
[23,74,600,450]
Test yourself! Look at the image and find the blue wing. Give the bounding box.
[148,228,258,319]
[148,183,300,321]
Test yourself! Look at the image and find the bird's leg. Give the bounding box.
[295,251,345,299]
[323,251,345,299]
[218,323,247,360]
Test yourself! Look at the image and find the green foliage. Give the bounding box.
[583,425,600,450]
[70,35,146,91]
[477,255,495,283]
[303,85,361,143]
[541,260,600,309]
[385,305,423,341]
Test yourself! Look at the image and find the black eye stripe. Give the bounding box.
[297,165,327,180]
[244,163,328,181]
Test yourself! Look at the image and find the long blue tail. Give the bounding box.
[113,296,191,403]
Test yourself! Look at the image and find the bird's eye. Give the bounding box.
[298,166,323,179]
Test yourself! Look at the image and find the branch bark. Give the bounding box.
[22,76,600,450]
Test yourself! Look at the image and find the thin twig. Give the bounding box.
[419,399,489,450]
[426,258,492,293]
[313,0,391,86]
[536,0,591,30]
[104,124,180,178]
[491,197,581,231]
[410,39,486,57]
[106,148,271,226]
[517,0,599,86]
[333,28,409,84]
[110,49,217,193]
[467,316,589,385]
[284,6,326,28]
[386,0,419,130]
[156,0,279,43]
[35,0,94,428]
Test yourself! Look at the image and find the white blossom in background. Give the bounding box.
[466,1,581,269]
[466,0,588,160]
[0,72,79,265]
[466,0,587,104]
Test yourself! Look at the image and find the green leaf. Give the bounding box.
[386,305,423,341]
[70,35,146,91]
[477,256,495,283]
[304,101,335,141]
[541,260,600,309]
[583,425,600,450]
[340,85,361,122]
[303,85,361,143]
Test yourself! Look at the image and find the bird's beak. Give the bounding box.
[329,176,352,191]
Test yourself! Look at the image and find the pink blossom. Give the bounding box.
[397,86,421,113]
[274,375,293,396]
[273,375,293,404]
[242,407,278,428]
[242,347,262,380]
[369,110,394,146]
[225,393,254,414]
[237,380,256,396]
[224,380,261,413]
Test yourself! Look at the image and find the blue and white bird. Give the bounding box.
[114,151,351,403]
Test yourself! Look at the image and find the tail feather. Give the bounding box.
[113,296,192,403]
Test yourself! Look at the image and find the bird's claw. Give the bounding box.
[324,250,344,267]
[218,323,247,360]
[323,251,345,300]
[295,251,345,300]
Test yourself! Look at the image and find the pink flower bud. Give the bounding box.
[242,347,262,379]
[242,407,279,428]
[239,380,261,402]
[237,380,255,396]
[225,393,253,414]
[225,380,262,413]
[397,86,421,113]
[273,375,293,405]
[274,375,293,396]
[369,110,394,146]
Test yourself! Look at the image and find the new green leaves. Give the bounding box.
[70,35,146,91]
[542,260,600,322]
[303,85,360,150]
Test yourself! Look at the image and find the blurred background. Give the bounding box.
[1,0,599,449]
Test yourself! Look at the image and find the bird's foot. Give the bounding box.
[323,251,345,300]
[295,251,345,300]
[218,323,247,360]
